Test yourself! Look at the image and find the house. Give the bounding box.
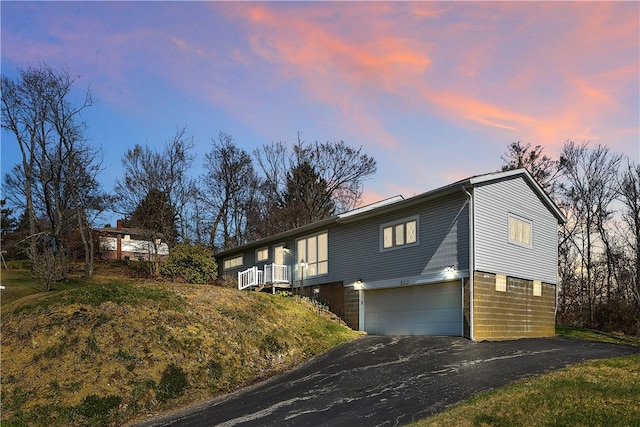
[98,219,169,262]
[216,169,566,341]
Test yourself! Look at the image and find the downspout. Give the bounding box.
[554,249,558,318]
[461,186,475,342]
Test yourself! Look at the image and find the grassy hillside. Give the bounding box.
[0,263,360,426]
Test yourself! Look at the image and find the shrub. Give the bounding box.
[159,244,217,284]
[260,332,288,355]
[76,394,121,419]
[156,363,189,402]
[205,360,223,392]
[594,298,640,335]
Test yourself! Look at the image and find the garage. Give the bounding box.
[363,281,463,336]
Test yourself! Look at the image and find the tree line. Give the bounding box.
[2,63,639,334]
[1,63,376,285]
[112,129,376,250]
[501,141,640,333]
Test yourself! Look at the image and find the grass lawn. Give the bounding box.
[0,260,117,307]
[411,327,640,427]
[3,263,639,426]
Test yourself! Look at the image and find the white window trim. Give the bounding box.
[508,213,533,249]
[379,215,419,252]
[256,247,269,262]
[273,243,287,266]
[295,231,328,279]
[533,280,542,297]
[224,255,243,270]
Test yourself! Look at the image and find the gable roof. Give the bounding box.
[215,168,566,257]
[468,168,566,224]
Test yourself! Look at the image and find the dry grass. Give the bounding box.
[0,263,360,426]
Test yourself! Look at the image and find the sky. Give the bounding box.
[1,1,639,224]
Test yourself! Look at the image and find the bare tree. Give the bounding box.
[254,140,288,203]
[253,140,294,237]
[114,127,195,248]
[253,134,377,236]
[2,63,105,282]
[501,141,560,194]
[66,143,113,276]
[304,139,377,213]
[557,142,622,323]
[201,132,259,250]
[618,162,640,310]
[2,65,48,261]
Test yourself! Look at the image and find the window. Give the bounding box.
[508,214,532,248]
[381,216,418,251]
[533,280,542,296]
[496,274,507,292]
[256,247,268,262]
[296,231,328,278]
[224,255,243,270]
[274,244,285,265]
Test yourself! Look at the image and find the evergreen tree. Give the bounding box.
[126,188,178,245]
[280,161,334,229]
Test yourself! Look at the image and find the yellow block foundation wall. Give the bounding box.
[473,271,556,341]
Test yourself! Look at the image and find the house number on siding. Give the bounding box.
[400,279,410,286]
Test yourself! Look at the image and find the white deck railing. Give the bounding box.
[265,263,289,284]
[238,266,262,290]
[238,264,289,290]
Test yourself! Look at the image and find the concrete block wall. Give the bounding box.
[473,271,556,341]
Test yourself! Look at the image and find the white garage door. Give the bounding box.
[364,281,462,336]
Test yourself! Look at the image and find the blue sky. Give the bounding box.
[2,1,638,223]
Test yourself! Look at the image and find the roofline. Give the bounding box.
[468,168,567,224]
[215,168,566,257]
[336,178,470,224]
[215,216,339,258]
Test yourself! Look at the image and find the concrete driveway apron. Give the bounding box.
[138,336,638,427]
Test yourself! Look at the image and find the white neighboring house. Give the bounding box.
[99,219,169,262]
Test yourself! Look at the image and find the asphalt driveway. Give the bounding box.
[136,336,638,427]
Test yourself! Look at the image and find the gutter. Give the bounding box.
[215,216,337,258]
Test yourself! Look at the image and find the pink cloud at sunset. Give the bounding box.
[225,2,638,159]
[2,1,638,216]
[244,9,427,78]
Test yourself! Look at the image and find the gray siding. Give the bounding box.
[218,192,470,287]
[219,239,298,278]
[474,176,559,284]
[328,192,469,286]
